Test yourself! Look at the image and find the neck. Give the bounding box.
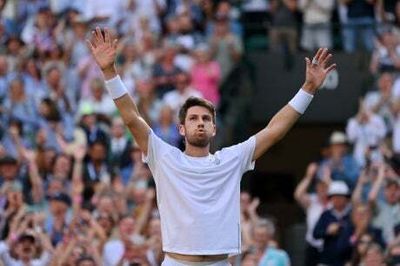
[184,144,210,157]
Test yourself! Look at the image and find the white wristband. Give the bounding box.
[105,75,128,99]
[288,89,314,114]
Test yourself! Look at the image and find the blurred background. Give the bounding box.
[0,0,399,265]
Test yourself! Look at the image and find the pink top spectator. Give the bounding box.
[190,61,221,106]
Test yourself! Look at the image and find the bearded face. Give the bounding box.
[179,106,216,149]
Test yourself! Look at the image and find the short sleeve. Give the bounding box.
[224,136,256,173]
[142,130,174,171]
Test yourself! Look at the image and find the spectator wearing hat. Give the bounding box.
[44,192,72,246]
[317,131,360,190]
[0,156,21,186]
[294,162,330,266]
[0,230,53,266]
[313,181,353,266]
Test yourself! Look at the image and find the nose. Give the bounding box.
[197,119,205,127]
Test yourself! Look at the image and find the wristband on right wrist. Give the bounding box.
[105,75,128,99]
[288,88,314,114]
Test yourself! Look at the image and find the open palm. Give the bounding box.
[303,48,336,94]
[86,27,117,70]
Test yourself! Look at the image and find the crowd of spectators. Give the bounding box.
[293,1,400,264]
[0,0,272,265]
[2,0,400,266]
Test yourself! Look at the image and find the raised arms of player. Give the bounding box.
[252,48,336,161]
[87,28,151,154]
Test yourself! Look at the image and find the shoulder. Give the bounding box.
[265,247,290,261]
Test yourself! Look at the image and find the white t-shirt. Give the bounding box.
[103,239,124,266]
[305,194,327,249]
[143,130,256,255]
[0,242,51,266]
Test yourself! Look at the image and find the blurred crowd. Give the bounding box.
[0,0,258,265]
[1,0,400,266]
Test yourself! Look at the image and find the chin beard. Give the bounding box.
[186,136,211,148]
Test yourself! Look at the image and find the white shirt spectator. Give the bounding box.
[103,239,124,266]
[162,86,202,121]
[392,116,400,153]
[134,0,166,34]
[363,90,395,131]
[306,194,327,249]
[298,0,334,24]
[77,95,116,118]
[346,114,387,166]
[242,0,269,12]
[0,242,52,266]
[83,0,125,27]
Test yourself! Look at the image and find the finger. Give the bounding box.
[104,27,111,45]
[318,48,328,63]
[313,48,323,62]
[325,63,336,74]
[305,57,311,68]
[112,39,118,50]
[95,27,104,42]
[321,53,332,68]
[92,29,101,44]
[86,39,95,51]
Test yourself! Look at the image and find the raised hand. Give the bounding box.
[303,48,336,94]
[86,27,118,74]
[305,162,318,179]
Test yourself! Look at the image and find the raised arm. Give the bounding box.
[87,27,151,154]
[253,48,336,160]
[294,162,318,208]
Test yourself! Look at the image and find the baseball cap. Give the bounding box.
[328,181,350,197]
[0,156,18,166]
[48,192,71,206]
[329,131,348,145]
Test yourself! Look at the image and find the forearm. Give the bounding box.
[253,105,300,160]
[368,175,384,203]
[294,176,312,202]
[352,180,363,204]
[104,74,151,151]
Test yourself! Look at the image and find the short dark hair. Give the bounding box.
[178,97,216,124]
